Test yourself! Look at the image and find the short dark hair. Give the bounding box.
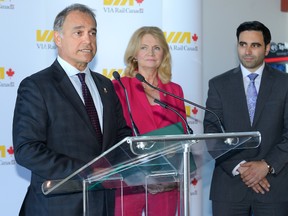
[236,21,271,46]
[53,3,96,32]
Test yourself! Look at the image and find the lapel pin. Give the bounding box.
[103,88,108,93]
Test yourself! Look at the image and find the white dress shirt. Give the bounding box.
[57,56,103,131]
[241,62,265,96]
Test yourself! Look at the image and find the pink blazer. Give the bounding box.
[113,76,187,135]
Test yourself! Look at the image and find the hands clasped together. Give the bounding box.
[238,160,271,194]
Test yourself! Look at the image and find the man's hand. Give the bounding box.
[250,177,270,194]
[238,161,270,194]
[239,160,269,187]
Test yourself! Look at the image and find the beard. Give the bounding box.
[239,55,265,71]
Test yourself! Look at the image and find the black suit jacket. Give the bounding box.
[204,64,288,203]
[13,60,132,216]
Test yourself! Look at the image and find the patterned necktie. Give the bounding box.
[77,73,103,144]
[247,73,259,125]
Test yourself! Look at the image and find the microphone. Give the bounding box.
[154,98,193,134]
[113,71,140,136]
[136,73,225,133]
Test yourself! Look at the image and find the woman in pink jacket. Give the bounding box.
[113,26,187,216]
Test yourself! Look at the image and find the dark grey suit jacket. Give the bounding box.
[13,60,132,216]
[204,64,288,203]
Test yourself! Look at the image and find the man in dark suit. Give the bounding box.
[204,21,288,216]
[12,3,131,216]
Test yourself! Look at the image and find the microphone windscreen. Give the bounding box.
[135,73,145,82]
[112,71,120,80]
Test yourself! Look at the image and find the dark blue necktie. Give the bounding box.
[77,73,103,144]
[247,73,258,125]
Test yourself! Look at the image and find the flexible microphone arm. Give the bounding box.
[113,71,140,136]
[154,99,193,134]
[136,73,225,133]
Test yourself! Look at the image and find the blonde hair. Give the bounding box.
[124,26,172,84]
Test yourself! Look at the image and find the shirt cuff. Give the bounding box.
[232,160,246,176]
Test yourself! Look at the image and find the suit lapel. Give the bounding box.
[253,66,275,126]
[132,78,158,128]
[230,68,252,127]
[52,60,97,137]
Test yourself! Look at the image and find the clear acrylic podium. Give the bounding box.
[42,132,260,216]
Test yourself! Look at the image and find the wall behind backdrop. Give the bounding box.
[0,0,204,215]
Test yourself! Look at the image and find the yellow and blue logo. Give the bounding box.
[164,31,199,52]
[36,30,54,42]
[0,0,15,9]
[36,30,56,50]
[103,0,144,13]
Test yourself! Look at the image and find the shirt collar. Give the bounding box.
[57,56,90,76]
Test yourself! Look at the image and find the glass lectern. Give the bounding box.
[42,132,261,216]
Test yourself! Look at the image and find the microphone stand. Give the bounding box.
[113,71,140,136]
[154,99,193,134]
[136,73,225,133]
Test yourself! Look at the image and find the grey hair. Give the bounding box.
[53,3,96,32]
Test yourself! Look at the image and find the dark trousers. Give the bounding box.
[212,190,288,216]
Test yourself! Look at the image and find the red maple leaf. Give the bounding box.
[6,68,15,77]
[192,107,198,115]
[136,0,144,4]
[191,178,198,186]
[7,146,14,155]
[192,33,198,42]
